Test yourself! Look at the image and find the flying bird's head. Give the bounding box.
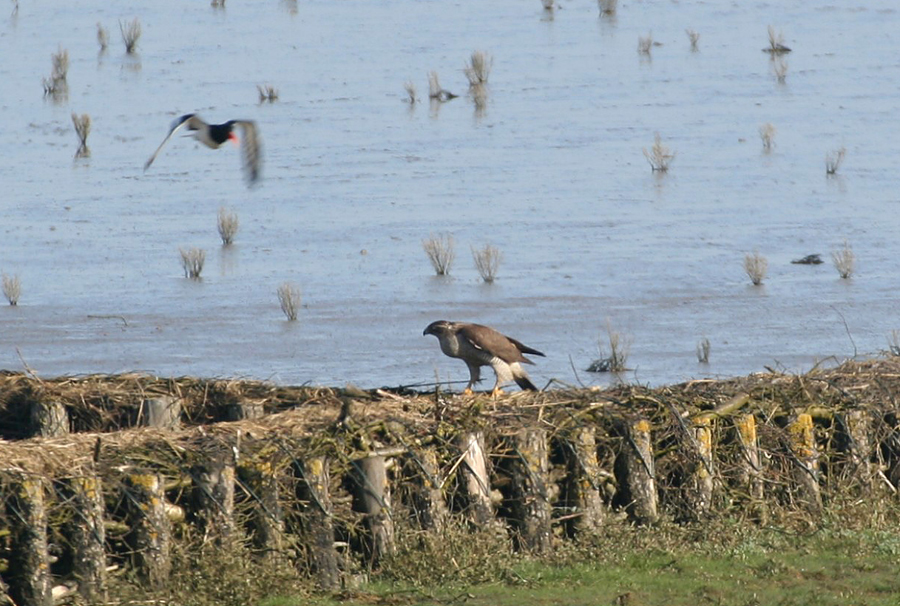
[423,320,454,337]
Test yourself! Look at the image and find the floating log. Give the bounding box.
[619,417,658,525]
[29,401,68,437]
[191,451,235,543]
[787,413,822,514]
[563,426,606,535]
[138,396,182,429]
[6,475,52,606]
[457,432,494,526]
[238,458,286,557]
[352,455,395,566]
[297,456,341,589]
[406,448,448,532]
[64,474,106,603]
[509,428,552,553]
[123,471,172,588]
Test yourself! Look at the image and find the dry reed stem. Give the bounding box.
[686,29,700,51]
[541,0,554,9]
[598,0,617,15]
[179,247,206,280]
[428,71,456,102]
[743,251,768,286]
[119,18,141,54]
[43,47,69,97]
[765,25,791,54]
[2,273,21,306]
[464,50,492,87]
[404,81,417,104]
[423,233,455,276]
[888,331,900,357]
[472,244,502,283]
[276,282,301,321]
[759,123,776,151]
[831,241,854,279]
[643,132,674,172]
[826,147,846,175]
[97,23,109,51]
[217,207,239,246]
[257,85,278,103]
[587,320,630,372]
[773,57,788,83]
[638,33,653,55]
[72,113,91,158]
[696,338,710,364]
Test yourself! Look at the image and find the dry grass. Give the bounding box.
[257,84,278,103]
[42,47,69,97]
[638,33,653,55]
[428,71,457,102]
[772,57,788,83]
[686,29,700,51]
[765,25,791,54]
[472,244,502,283]
[119,17,141,54]
[404,81,417,104]
[471,82,488,115]
[277,282,301,321]
[598,0,617,15]
[743,251,768,286]
[759,123,776,151]
[696,337,710,364]
[97,23,109,51]
[464,50,492,87]
[423,233,455,276]
[72,113,91,158]
[179,247,206,280]
[2,274,21,306]
[826,146,846,175]
[643,132,674,172]
[587,320,630,373]
[831,241,855,279]
[217,207,239,246]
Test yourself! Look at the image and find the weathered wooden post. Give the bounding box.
[619,417,658,525]
[238,457,286,557]
[564,426,606,535]
[6,474,52,606]
[734,413,765,520]
[407,447,448,532]
[685,416,714,517]
[225,400,264,421]
[298,456,341,589]
[138,396,182,429]
[191,450,235,543]
[353,455,395,565]
[457,432,494,526]
[787,413,822,514]
[29,400,69,437]
[65,474,106,603]
[841,409,874,492]
[510,428,552,553]
[123,470,172,588]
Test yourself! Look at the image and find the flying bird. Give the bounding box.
[423,320,545,396]
[144,114,262,184]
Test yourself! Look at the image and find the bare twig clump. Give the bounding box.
[759,123,776,151]
[2,274,21,306]
[541,0,554,10]
[472,244,502,283]
[428,71,457,102]
[888,330,900,357]
[276,282,301,321]
[686,29,700,51]
[743,251,768,286]
[598,0,617,16]
[257,84,278,103]
[764,25,791,54]
[43,47,69,97]
[471,83,488,116]
[464,50,492,87]
[772,57,788,83]
[696,338,710,364]
[119,18,141,54]
[403,81,418,104]
[826,147,846,175]
[423,233,455,276]
[72,113,91,158]
[831,241,855,279]
[637,33,653,55]
[97,23,109,51]
[217,207,239,246]
[643,132,674,172]
[587,320,631,373]
[179,247,206,280]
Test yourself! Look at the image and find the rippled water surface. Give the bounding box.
[2,0,899,388]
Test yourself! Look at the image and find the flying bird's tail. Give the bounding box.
[514,375,539,391]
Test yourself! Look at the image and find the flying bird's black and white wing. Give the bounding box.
[143,114,204,172]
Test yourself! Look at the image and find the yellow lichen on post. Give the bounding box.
[66,474,106,602]
[124,471,171,588]
[688,416,714,516]
[621,417,658,525]
[734,413,764,509]
[787,413,822,514]
[565,426,606,535]
[8,476,52,606]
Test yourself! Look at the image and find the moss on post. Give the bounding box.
[510,428,552,553]
[619,417,658,525]
[297,456,341,590]
[6,475,52,606]
[788,413,822,514]
[124,471,172,588]
[563,426,606,535]
[65,474,106,603]
[457,432,494,526]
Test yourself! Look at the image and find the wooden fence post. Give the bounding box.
[124,471,172,588]
[620,417,658,525]
[788,413,822,514]
[735,413,765,519]
[191,451,235,543]
[65,474,106,603]
[510,428,552,553]
[353,455,395,565]
[238,458,286,557]
[407,447,448,532]
[686,416,715,517]
[842,410,874,492]
[6,475,52,606]
[298,456,341,589]
[564,426,606,535]
[138,396,182,429]
[29,401,69,437]
[457,432,494,526]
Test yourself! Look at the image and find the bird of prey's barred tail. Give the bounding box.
[423,320,545,396]
[144,113,262,185]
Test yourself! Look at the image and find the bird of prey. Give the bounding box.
[423,320,545,396]
[144,114,262,184]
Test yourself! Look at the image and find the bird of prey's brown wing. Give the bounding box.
[423,320,545,396]
[144,113,262,185]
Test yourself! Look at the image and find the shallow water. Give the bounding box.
[2,0,899,389]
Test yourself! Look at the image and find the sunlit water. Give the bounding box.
[2,0,899,389]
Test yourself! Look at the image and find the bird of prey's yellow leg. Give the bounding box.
[490,386,504,398]
[463,387,475,396]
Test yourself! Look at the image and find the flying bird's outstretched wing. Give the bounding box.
[234,120,262,183]
[143,114,202,172]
